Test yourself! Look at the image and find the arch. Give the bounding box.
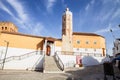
[5,27,7,30]
[2,27,4,30]
[46,45,51,56]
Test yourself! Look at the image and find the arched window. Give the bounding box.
[2,27,4,30]
[5,27,7,30]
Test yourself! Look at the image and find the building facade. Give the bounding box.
[0,8,106,70]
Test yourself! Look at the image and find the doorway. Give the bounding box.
[46,45,51,56]
[102,48,105,56]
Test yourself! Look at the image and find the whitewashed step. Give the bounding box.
[44,56,63,73]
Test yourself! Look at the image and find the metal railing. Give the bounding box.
[54,52,64,71]
[0,51,44,64]
[56,51,102,57]
[43,53,45,72]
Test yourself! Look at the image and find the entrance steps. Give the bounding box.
[43,56,64,73]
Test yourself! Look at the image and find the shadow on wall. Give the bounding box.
[32,55,44,72]
[36,40,44,51]
[82,56,99,66]
[64,57,113,80]
[54,56,104,80]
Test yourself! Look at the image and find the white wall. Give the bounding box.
[58,55,76,68]
[55,47,61,52]
[58,54,107,67]
[73,48,103,54]
[113,39,120,56]
[82,56,108,66]
[0,46,44,70]
[4,55,44,70]
[0,46,36,59]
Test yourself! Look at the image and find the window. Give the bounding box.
[2,27,4,30]
[94,41,97,44]
[64,18,66,21]
[5,27,7,30]
[77,40,80,44]
[86,41,89,44]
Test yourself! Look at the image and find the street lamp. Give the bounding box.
[118,24,120,28]
[2,40,9,70]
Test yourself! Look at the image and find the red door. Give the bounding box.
[46,45,50,56]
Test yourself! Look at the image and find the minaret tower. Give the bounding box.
[62,8,73,53]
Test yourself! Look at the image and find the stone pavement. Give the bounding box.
[0,65,119,80]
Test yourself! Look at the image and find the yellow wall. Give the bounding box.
[0,32,106,52]
[55,40,62,47]
[73,35,106,49]
[0,22,18,32]
[0,32,44,50]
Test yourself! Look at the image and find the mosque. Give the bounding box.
[0,8,106,71]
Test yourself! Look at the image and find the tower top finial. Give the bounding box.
[63,7,72,15]
[66,7,69,11]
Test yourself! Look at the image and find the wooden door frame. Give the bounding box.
[46,45,51,56]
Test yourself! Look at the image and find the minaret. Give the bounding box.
[62,8,73,53]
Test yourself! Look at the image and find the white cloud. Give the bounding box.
[91,0,95,4]
[95,26,110,34]
[31,22,54,37]
[85,4,90,11]
[95,24,119,34]
[45,0,56,12]
[100,0,120,21]
[85,0,95,11]
[0,0,46,35]
[0,0,27,29]
[32,23,44,35]
[0,1,14,17]
[61,0,67,8]
[112,9,120,19]
[98,8,114,22]
[7,0,28,22]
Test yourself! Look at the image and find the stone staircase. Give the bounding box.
[44,56,63,73]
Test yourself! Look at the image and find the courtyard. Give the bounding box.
[0,65,119,80]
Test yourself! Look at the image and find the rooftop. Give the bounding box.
[73,32,104,38]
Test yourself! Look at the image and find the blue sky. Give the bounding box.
[0,0,120,55]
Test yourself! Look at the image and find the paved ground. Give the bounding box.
[0,65,120,80]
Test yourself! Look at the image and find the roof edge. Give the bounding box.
[73,32,105,38]
[0,31,61,40]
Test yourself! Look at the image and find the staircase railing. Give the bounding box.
[54,52,64,71]
[43,53,45,73]
[56,51,102,57]
[0,51,44,64]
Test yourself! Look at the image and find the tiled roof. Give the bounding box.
[73,32,104,38]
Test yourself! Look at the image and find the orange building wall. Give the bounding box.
[0,32,44,50]
[55,40,62,47]
[0,22,18,32]
[73,35,105,49]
